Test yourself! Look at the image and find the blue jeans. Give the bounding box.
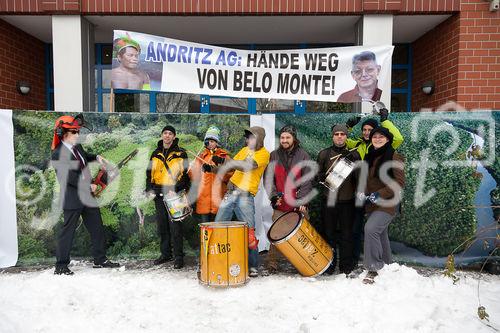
[215,190,259,269]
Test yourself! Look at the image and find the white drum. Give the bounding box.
[162,190,193,222]
[321,158,355,193]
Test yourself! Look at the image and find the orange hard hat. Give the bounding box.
[51,114,84,150]
[54,115,82,130]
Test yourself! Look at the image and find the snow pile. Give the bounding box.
[0,263,499,332]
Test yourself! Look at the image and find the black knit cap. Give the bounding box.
[369,126,393,144]
[161,125,176,135]
[361,118,378,130]
[279,125,297,139]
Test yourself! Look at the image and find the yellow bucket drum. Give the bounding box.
[198,222,249,287]
[267,211,333,277]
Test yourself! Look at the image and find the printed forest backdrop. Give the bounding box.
[12,110,500,267]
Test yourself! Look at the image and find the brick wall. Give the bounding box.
[0,19,46,110]
[412,1,500,111]
[0,0,459,14]
[412,15,460,111]
[456,0,500,110]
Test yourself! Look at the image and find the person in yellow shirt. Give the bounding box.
[210,126,270,277]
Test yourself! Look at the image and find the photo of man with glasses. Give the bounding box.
[337,51,382,103]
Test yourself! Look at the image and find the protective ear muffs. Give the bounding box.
[55,120,64,138]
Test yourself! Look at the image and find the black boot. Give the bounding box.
[93,259,120,268]
[153,255,173,265]
[54,266,74,275]
[174,257,184,269]
[323,264,336,276]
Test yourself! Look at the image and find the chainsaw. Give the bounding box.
[92,149,138,197]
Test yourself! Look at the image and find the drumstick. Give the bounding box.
[329,153,342,161]
[328,147,357,162]
[186,146,208,175]
[186,149,207,164]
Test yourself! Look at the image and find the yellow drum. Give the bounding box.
[267,211,333,277]
[198,222,249,287]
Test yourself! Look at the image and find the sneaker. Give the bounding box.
[93,260,120,268]
[153,255,173,265]
[362,271,378,284]
[54,266,74,275]
[346,267,364,279]
[249,267,259,277]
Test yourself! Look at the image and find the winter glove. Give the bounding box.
[174,173,191,193]
[366,192,380,204]
[211,155,225,166]
[202,163,214,173]
[346,116,361,129]
[270,192,283,209]
[356,192,379,204]
[379,108,389,122]
[356,192,367,203]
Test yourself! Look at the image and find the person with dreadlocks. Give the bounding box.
[111,33,151,90]
[263,125,313,273]
[190,126,232,223]
[357,127,405,284]
[51,114,119,275]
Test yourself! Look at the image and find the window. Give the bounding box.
[45,45,54,110]
[156,93,200,113]
[391,44,412,112]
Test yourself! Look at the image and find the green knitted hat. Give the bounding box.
[204,126,221,144]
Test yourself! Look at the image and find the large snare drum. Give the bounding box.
[267,211,333,277]
[163,190,192,222]
[198,222,249,287]
[322,158,355,193]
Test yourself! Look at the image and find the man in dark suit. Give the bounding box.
[51,115,119,275]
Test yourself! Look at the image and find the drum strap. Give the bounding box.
[158,155,176,180]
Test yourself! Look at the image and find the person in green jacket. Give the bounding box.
[345,108,404,160]
[345,107,404,268]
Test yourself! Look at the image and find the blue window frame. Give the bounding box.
[391,44,412,112]
[45,44,54,110]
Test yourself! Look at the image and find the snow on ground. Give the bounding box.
[0,263,499,333]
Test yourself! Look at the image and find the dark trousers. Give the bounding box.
[200,213,216,224]
[323,201,355,273]
[352,206,366,264]
[155,197,184,260]
[56,206,107,268]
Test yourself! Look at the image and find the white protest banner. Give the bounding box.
[111,30,393,103]
[0,109,18,268]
